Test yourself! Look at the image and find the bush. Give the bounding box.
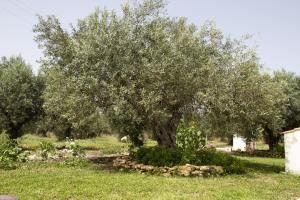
[273,144,285,154]
[39,141,56,160]
[183,149,245,174]
[65,138,85,157]
[0,133,10,149]
[176,120,206,152]
[134,146,182,167]
[0,133,28,169]
[133,146,245,174]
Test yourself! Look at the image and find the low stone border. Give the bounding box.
[113,156,224,177]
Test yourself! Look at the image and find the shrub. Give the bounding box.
[65,138,85,157]
[273,144,285,154]
[0,133,28,169]
[134,146,182,167]
[133,146,245,174]
[39,141,56,160]
[176,120,206,152]
[183,149,245,174]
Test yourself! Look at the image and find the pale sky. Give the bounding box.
[0,0,299,74]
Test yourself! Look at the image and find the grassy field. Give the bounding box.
[18,134,157,155]
[1,135,299,200]
[1,157,300,200]
[18,134,131,155]
[207,138,270,150]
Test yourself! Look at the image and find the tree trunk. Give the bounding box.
[9,125,21,139]
[265,127,280,151]
[152,113,181,148]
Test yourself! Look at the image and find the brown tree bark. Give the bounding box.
[9,123,22,139]
[264,127,280,151]
[152,112,181,148]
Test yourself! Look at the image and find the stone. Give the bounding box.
[159,167,168,173]
[185,164,196,171]
[191,170,202,176]
[123,164,131,169]
[129,161,137,166]
[179,170,191,177]
[213,166,224,174]
[135,164,143,169]
[141,165,154,171]
[169,166,178,171]
[111,157,224,177]
[178,164,195,176]
[199,166,210,171]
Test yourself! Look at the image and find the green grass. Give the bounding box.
[18,134,58,150]
[207,139,229,148]
[255,140,270,150]
[75,136,129,154]
[208,138,272,150]
[1,156,300,200]
[18,134,129,155]
[18,134,158,155]
[3,135,299,199]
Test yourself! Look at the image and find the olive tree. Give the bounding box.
[274,70,300,131]
[0,56,43,139]
[196,35,288,149]
[34,0,214,147]
[34,0,274,147]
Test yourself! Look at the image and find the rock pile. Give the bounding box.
[113,156,224,177]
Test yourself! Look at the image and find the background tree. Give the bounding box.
[39,66,111,140]
[196,37,288,150]
[273,70,300,131]
[0,56,43,139]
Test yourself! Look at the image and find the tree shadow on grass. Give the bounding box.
[89,155,122,172]
[241,160,284,174]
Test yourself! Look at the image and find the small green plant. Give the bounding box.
[133,146,245,174]
[39,141,56,160]
[0,133,28,169]
[176,120,206,152]
[65,138,85,157]
[184,149,246,174]
[134,146,183,167]
[273,144,284,154]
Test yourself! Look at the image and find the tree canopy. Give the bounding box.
[33,0,294,148]
[0,56,43,139]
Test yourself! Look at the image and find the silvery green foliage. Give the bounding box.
[34,0,211,147]
[34,0,286,147]
[197,35,288,141]
[273,70,300,131]
[40,67,110,139]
